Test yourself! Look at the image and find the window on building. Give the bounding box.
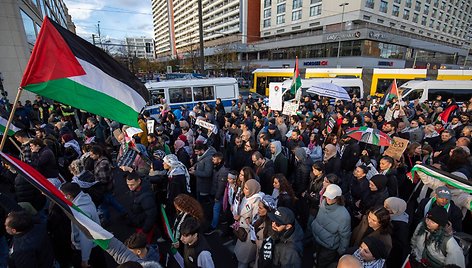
[436,22,441,30]
[277,0,285,3]
[293,0,302,9]
[425,0,431,3]
[432,8,437,17]
[392,5,400,16]
[292,10,302,21]
[310,4,322,16]
[264,0,271,8]
[424,5,429,14]
[429,19,435,27]
[193,86,215,101]
[264,8,271,18]
[440,1,446,10]
[380,1,388,13]
[415,1,421,11]
[438,11,443,19]
[394,0,401,3]
[310,0,321,3]
[169,87,192,103]
[413,13,419,22]
[433,0,439,7]
[403,9,410,20]
[263,19,271,27]
[421,16,427,25]
[277,3,285,14]
[20,9,37,45]
[276,15,285,24]
[365,0,374,8]
[406,0,412,8]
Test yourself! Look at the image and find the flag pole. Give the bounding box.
[0,87,24,151]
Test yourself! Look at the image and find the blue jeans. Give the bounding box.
[211,200,222,229]
[98,192,126,222]
[0,236,7,268]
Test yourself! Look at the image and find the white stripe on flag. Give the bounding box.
[69,58,147,113]
[71,207,113,241]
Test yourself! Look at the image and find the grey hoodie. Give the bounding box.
[71,191,100,262]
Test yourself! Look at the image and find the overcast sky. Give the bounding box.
[63,0,154,43]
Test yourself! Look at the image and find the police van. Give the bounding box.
[399,80,472,104]
[144,77,239,116]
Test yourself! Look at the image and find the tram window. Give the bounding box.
[343,86,361,98]
[150,89,164,105]
[403,89,424,101]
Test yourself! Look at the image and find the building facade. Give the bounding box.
[125,37,156,59]
[0,0,75,101]
[251,0,472,69]
[151,0,260,60]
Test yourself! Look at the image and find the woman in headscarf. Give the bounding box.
[323,144,341,176]
[163,154,191,217]
[292,147,313,197]
[359,174,389,215]
[233,179,263,268]
[384,197,410,268]
[174,139,191,169]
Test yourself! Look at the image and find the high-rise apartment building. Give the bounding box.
[125,37,156,59]
[1,0,75,101]
[252,0,471,69]
[151,0,260,59]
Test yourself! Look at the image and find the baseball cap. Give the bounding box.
[323,184,342,199]
[435,186,452,200]
[268,207,295,226]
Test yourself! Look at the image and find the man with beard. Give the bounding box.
[339,135,360,174]
[267,207,303,268]
[189,143,216,202]
[230,136,245,171]
[453,113,470,139]
[433,129,456,164]
[252,151,275,194]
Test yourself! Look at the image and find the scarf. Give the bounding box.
[353,249,385,268]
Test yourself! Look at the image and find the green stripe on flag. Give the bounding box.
[24,78,140,127]
[0,117,20,136]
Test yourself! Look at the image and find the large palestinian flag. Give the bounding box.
[20,17,149,127]
[0,152,113,249]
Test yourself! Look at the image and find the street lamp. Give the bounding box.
[336,2,349,68]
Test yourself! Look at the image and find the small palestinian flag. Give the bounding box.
[0,116,20,136]
[438,104,459,124]
[20,17,149,127]
[0,152,114,249]
[382,79,400,106]
[290,57,301,95]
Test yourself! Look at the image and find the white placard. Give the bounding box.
[268,82,283,111]
[282,101,299,116]
[125,127,143,138]
[294,88,302,102]
[147,120,155,134]
[195,119,217,134]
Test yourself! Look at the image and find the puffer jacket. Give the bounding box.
[14,174,46,211]
[194,146,216,194]
[411,222,465,268]
[311,200,351,255]
[292,148,313,197]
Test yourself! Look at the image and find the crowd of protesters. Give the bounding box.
[0,91,472,268]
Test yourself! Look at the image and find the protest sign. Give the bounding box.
[268,83,283,111]
[282,101,298,116]
[196,119,217,134]
[147,120,155,134]
[384,136,409,160]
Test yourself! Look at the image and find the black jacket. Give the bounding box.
[292,156,313,197]
[9,223,54,268]
[348,175,370,213]
[324,156,342,177]
[128,180,157,233]
[176,147,191,169]
[14,174,46,211]
[212,164,229,200]
[359,188,389,214]
[340,141,360,172]
[413,198,463,232]
[255,159,275,194]
[387,219,410,268]
[273,153,288,175]
[31,146,59,178]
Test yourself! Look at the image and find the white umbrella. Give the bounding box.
[306,82,351,101]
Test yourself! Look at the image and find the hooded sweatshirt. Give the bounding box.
[71,191,100,262]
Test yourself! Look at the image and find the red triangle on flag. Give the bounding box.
[20,17,85,87]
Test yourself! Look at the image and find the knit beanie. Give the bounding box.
[427,205,449,227]
[362,236,389,260]
[370,174,388,191]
